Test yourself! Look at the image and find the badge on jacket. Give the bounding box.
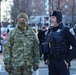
[57,29,62,32]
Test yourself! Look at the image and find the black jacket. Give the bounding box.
[38,30,46,45]
[44,23,76,63]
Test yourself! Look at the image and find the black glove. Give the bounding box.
[33,65,39,71]
[5,64,11,73]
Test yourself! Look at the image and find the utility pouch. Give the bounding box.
[42,42,50,54]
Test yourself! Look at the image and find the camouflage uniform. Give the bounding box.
[3,26,40,75]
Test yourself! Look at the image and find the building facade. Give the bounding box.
[50,0,76,27]
[28,0,50,28]
[28,0,49,16]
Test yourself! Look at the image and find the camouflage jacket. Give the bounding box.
[3,26,40,67]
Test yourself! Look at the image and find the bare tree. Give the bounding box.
[49,0,66,11]
[71,2,76,25]
[55,0,65,11]
[11,0,32,22]
[49,0,53,11]
[64,1,76,25]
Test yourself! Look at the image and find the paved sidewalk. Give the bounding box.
[70,59,76,69]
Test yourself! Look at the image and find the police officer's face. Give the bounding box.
[50,16,58,27]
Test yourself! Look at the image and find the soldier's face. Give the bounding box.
[17,18,27,29]
[18,18,27,24]
[50,16,58,27]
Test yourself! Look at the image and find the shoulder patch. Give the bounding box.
[69,28,75,35]
[57,29,62,32]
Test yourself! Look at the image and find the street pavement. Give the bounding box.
[0,53,76,75]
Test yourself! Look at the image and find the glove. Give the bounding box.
[5,64,11,73]
[33,65,39,71]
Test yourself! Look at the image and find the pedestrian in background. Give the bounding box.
[1,23,8,53]
[3,13,40,75]
[38,26,47,58]
[43,10,76,75]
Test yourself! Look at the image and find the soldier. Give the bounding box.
[3,13,40,75]
[43,10,76,75]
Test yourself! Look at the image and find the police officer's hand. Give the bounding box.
[33,65,39,71]
[64,60,69,69]
[5,64,11,73]
[45,60,49,65]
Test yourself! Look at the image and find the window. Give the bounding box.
[33,9,35,12]
[65,5,68,9]
[66,12,68,14]
[66,0,68,2]
[74,7,76,14]
[75,0,76,5]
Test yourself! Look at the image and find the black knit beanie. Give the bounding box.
[50,10,62,23]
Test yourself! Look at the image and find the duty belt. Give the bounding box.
[49,53,67,61]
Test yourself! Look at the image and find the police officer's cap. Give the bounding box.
[50,10,62,23]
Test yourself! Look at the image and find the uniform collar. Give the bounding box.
[52,23,63,31]
[15,25,30,35]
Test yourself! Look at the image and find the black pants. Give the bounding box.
[48,59,70,75]
[39,45,43,57]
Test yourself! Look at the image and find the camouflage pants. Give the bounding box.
[8,66,32,75]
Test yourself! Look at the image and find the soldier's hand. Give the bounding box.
[33,65,39,71]
[5,64,11,73]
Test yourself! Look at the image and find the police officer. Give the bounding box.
[3,13,40,75]
[44,10,76,75]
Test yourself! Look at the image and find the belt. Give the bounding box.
[49,53,67,61]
